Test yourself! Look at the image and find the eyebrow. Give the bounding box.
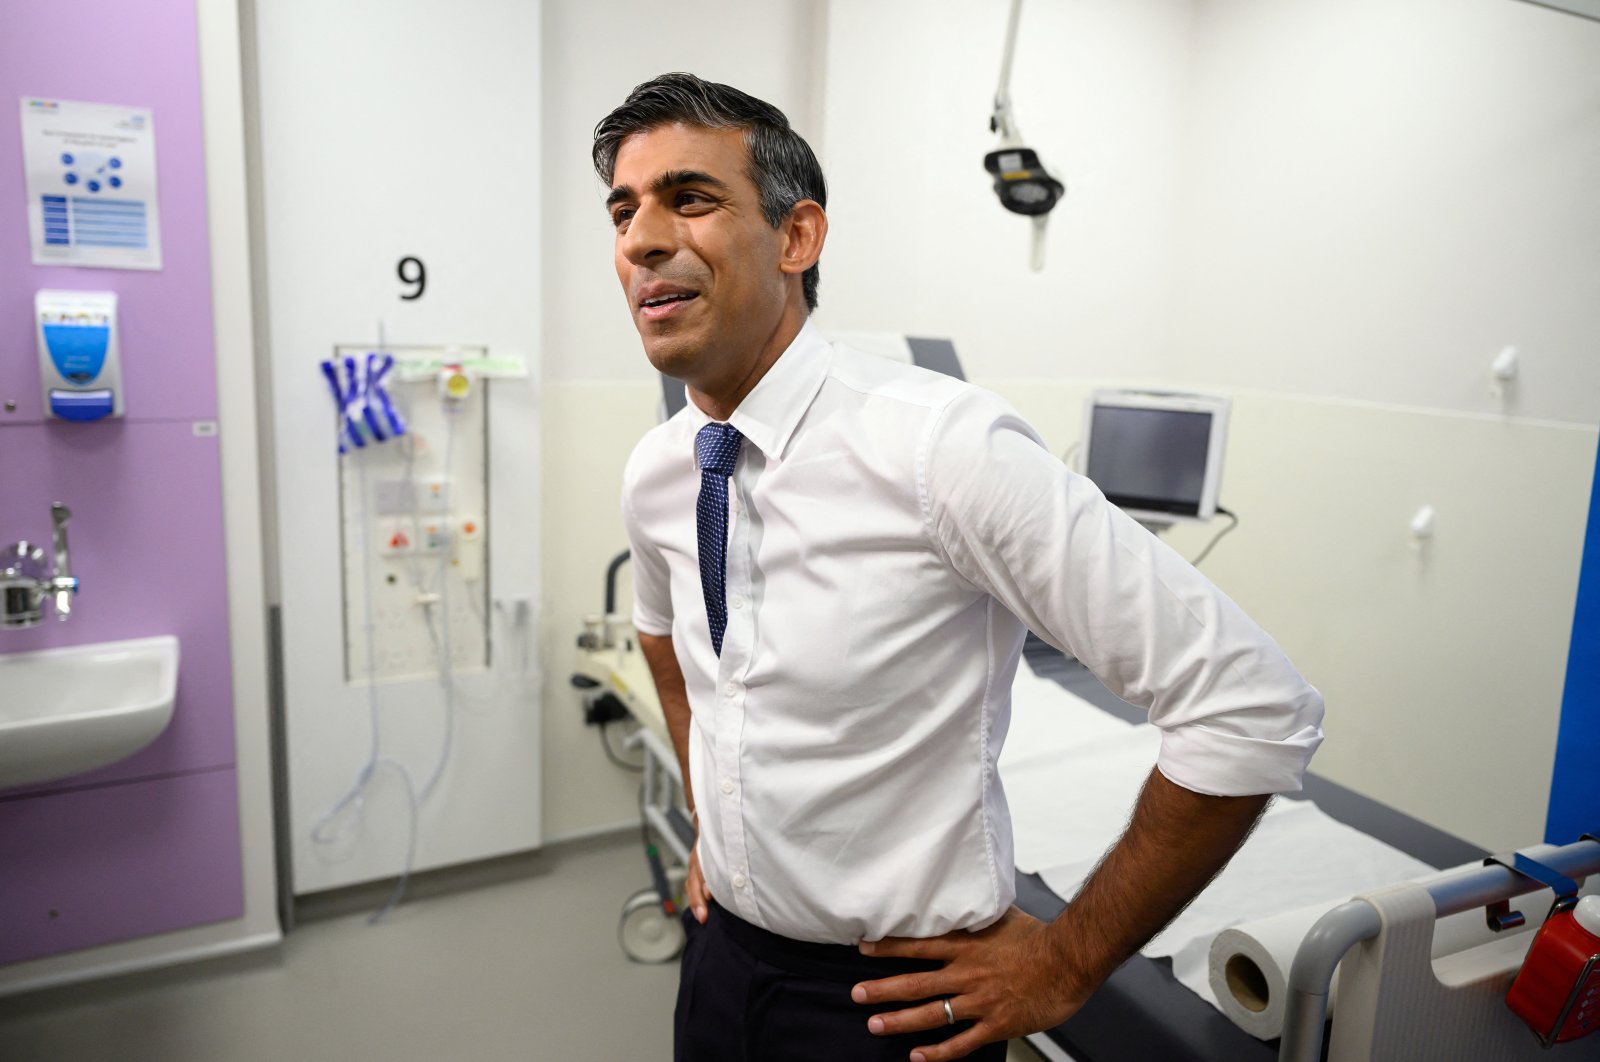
[605,169,730,210]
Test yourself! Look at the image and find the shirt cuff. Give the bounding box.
[1155,722,1324,797]
[630,610,672,638]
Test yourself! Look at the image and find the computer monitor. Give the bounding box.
[1082,390,1230,524]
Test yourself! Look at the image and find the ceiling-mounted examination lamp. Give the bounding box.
[985,0,1064,272]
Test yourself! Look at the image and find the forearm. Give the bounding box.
[1047,768,1270,997]
[637,632,696,814]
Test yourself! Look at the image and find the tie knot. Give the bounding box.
[695,423,743,477]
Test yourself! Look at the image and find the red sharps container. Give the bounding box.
[1506,894,1600,1046]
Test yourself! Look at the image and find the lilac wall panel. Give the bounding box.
[0,0,220,423]
[0,0,245,962]
[0,419,236,793]
[0,768,244,965]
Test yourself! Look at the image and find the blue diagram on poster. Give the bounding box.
[19,97,163,270]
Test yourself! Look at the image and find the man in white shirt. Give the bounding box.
[595,74,1324,1062]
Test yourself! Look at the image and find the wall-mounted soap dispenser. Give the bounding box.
[36,290,123,422]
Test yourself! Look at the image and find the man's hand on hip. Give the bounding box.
[850,906,1088,1061]
[850,768,1271,1060]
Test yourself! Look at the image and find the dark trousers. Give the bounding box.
[674,901,1009,1062]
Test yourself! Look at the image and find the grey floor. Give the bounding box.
[0,832,1039,1061]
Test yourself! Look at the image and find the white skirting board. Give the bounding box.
[0,932,281,1001]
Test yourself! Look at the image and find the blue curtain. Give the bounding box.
[1546,432,1600,844]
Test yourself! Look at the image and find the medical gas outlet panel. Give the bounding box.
[338,347,491,684]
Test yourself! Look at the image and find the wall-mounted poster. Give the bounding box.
[20,97,163,270]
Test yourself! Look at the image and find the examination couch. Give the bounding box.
[1013,635,1487,1062]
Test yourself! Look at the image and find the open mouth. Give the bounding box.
[639,291,700,321]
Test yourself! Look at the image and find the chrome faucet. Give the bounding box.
[2,503,79,629]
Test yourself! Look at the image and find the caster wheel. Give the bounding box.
[618,887,685,963]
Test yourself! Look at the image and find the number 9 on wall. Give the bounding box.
[398,256,426,301]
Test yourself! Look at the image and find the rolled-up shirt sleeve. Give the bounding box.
[920,388,1324,796]
[621,456,674,638]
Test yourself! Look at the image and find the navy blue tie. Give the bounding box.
[695,423,744,656]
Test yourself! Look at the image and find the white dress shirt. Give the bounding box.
[620,320,1324,944]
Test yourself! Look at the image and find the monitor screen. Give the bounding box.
[1085,405,1213,516]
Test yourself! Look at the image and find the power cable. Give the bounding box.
[1190,506,1238,567]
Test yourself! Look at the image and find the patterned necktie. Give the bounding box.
[695,422,744,656]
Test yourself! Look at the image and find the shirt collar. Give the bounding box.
[682,318,831,463]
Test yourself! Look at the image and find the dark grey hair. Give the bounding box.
[593,72,827,312]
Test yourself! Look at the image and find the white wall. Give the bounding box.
[818,0,1196,379]
[1160,0,1600,849]
[989,378,1596,852]
[253,0,544,892]
[1168,0,1600,424]
[536,0,828,841]
[821,0,1600,852]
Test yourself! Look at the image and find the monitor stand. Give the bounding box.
[1135,517,1176,537]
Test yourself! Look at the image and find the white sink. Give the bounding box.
[0,636,179,790]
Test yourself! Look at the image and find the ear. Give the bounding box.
[777,200,828,278]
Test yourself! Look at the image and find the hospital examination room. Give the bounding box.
[4,0,1600,1059]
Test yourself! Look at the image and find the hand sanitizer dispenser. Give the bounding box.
[37,290,123,421]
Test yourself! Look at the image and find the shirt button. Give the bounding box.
[732,872,747,889]
[730,595,745,610]
[721,779,734,794]
[724,682,738,698]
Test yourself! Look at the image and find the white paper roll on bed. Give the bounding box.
[1206,890,1546,1040]
[1207,902,1339,1039]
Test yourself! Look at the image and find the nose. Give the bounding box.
[618,198,677,268]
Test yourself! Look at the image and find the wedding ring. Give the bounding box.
[942,998,956,1026]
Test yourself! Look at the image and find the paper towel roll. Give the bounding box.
[1206,889,1546,1040]
[1208,901,1336,1040]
